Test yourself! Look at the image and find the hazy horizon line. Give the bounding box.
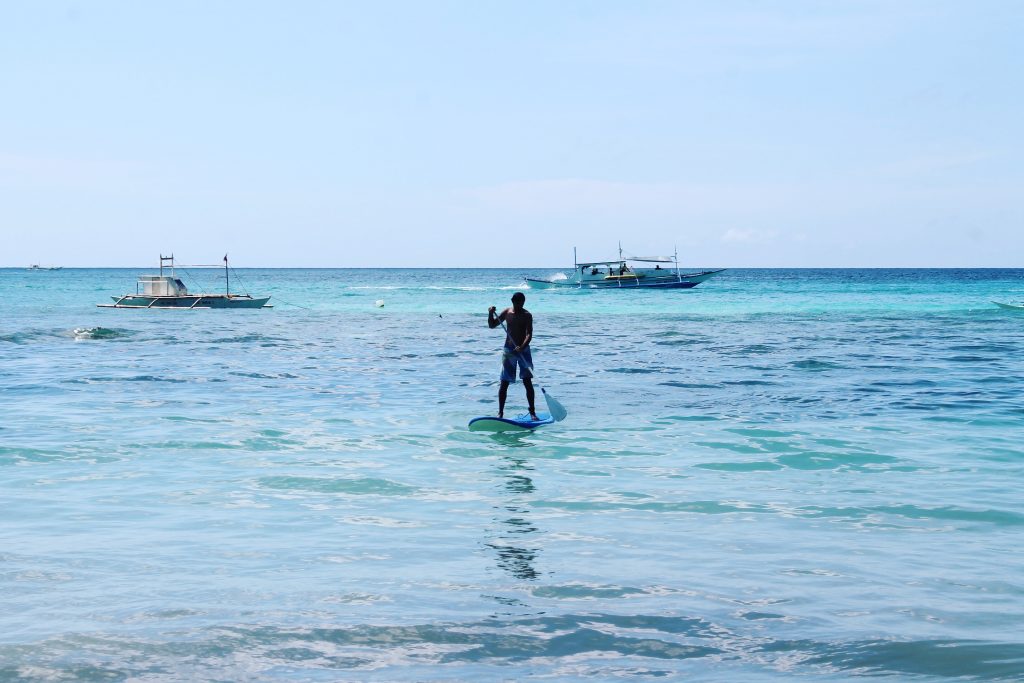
[4,265,1023,270]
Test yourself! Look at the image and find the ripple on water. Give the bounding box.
[530,584,651,599]
[794,504,1024,528]
[2,618,1020,679]
[659,381,720,389]
[257,476,418,496]
[789,359,845,371]
[774,450,898,471]
[695,461,783,472]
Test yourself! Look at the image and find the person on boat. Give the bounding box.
[488,292,537,420]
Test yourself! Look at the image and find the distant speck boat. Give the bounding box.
[26,264,63,270]
[97,255,271,309]
[526,244,724,290]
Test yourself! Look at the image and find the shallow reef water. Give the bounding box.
[1,267,1023,680]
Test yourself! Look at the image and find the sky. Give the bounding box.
[1,1,1022,267]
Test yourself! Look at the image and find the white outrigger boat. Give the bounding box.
[993,301,1024,311]
[526,245,724,290]
[98,255,271,309]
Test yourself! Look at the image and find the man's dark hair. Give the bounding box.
[511,292,526,306]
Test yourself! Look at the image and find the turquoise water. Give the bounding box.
[2,267,1024,681]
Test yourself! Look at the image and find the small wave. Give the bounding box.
[73,326,129,341]
[0,333,34,344]
[1,329,65,344]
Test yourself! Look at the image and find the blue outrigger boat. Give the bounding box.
[98,255,271,309]
[526,245,724,290]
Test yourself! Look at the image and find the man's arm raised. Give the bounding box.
[487,306,505,329]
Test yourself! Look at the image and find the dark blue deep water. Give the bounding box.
[2,267,1024,680]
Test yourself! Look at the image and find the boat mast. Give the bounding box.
[224,254,229,297]
[159,254,175,277]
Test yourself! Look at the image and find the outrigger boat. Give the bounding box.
[98,255,271,309]
[526,245,724,290]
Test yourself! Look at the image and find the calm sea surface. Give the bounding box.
[2,267,1023,681]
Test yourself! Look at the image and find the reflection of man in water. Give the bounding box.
[487,292,536,420]
[487,455,540,581]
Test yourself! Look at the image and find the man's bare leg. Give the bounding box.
[523,378,538,420]
[498,380,510,418]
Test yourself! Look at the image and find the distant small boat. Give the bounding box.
[26,264,63,271]
[97,255,271,309]
[526,244,723,290]
[993,301,1024,311]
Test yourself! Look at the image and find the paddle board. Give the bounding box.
[468,412,554,432]
[993,301,1024,310]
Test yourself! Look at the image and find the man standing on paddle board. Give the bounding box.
[488,292,538,420]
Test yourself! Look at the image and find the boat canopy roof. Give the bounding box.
[578,256,675,267]
[627,255,675,263]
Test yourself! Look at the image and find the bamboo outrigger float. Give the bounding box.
[97,255,271,309]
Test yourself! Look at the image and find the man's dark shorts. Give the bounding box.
[501,345,533,382]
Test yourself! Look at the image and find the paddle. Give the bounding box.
[498,319,568,422]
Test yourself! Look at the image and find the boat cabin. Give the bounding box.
[138,275,188,297]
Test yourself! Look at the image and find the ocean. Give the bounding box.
[2,267,1023,681]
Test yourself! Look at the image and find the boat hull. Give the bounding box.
[99,295,271,309]
[993,301,1024,311]
[527,269,725,290]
